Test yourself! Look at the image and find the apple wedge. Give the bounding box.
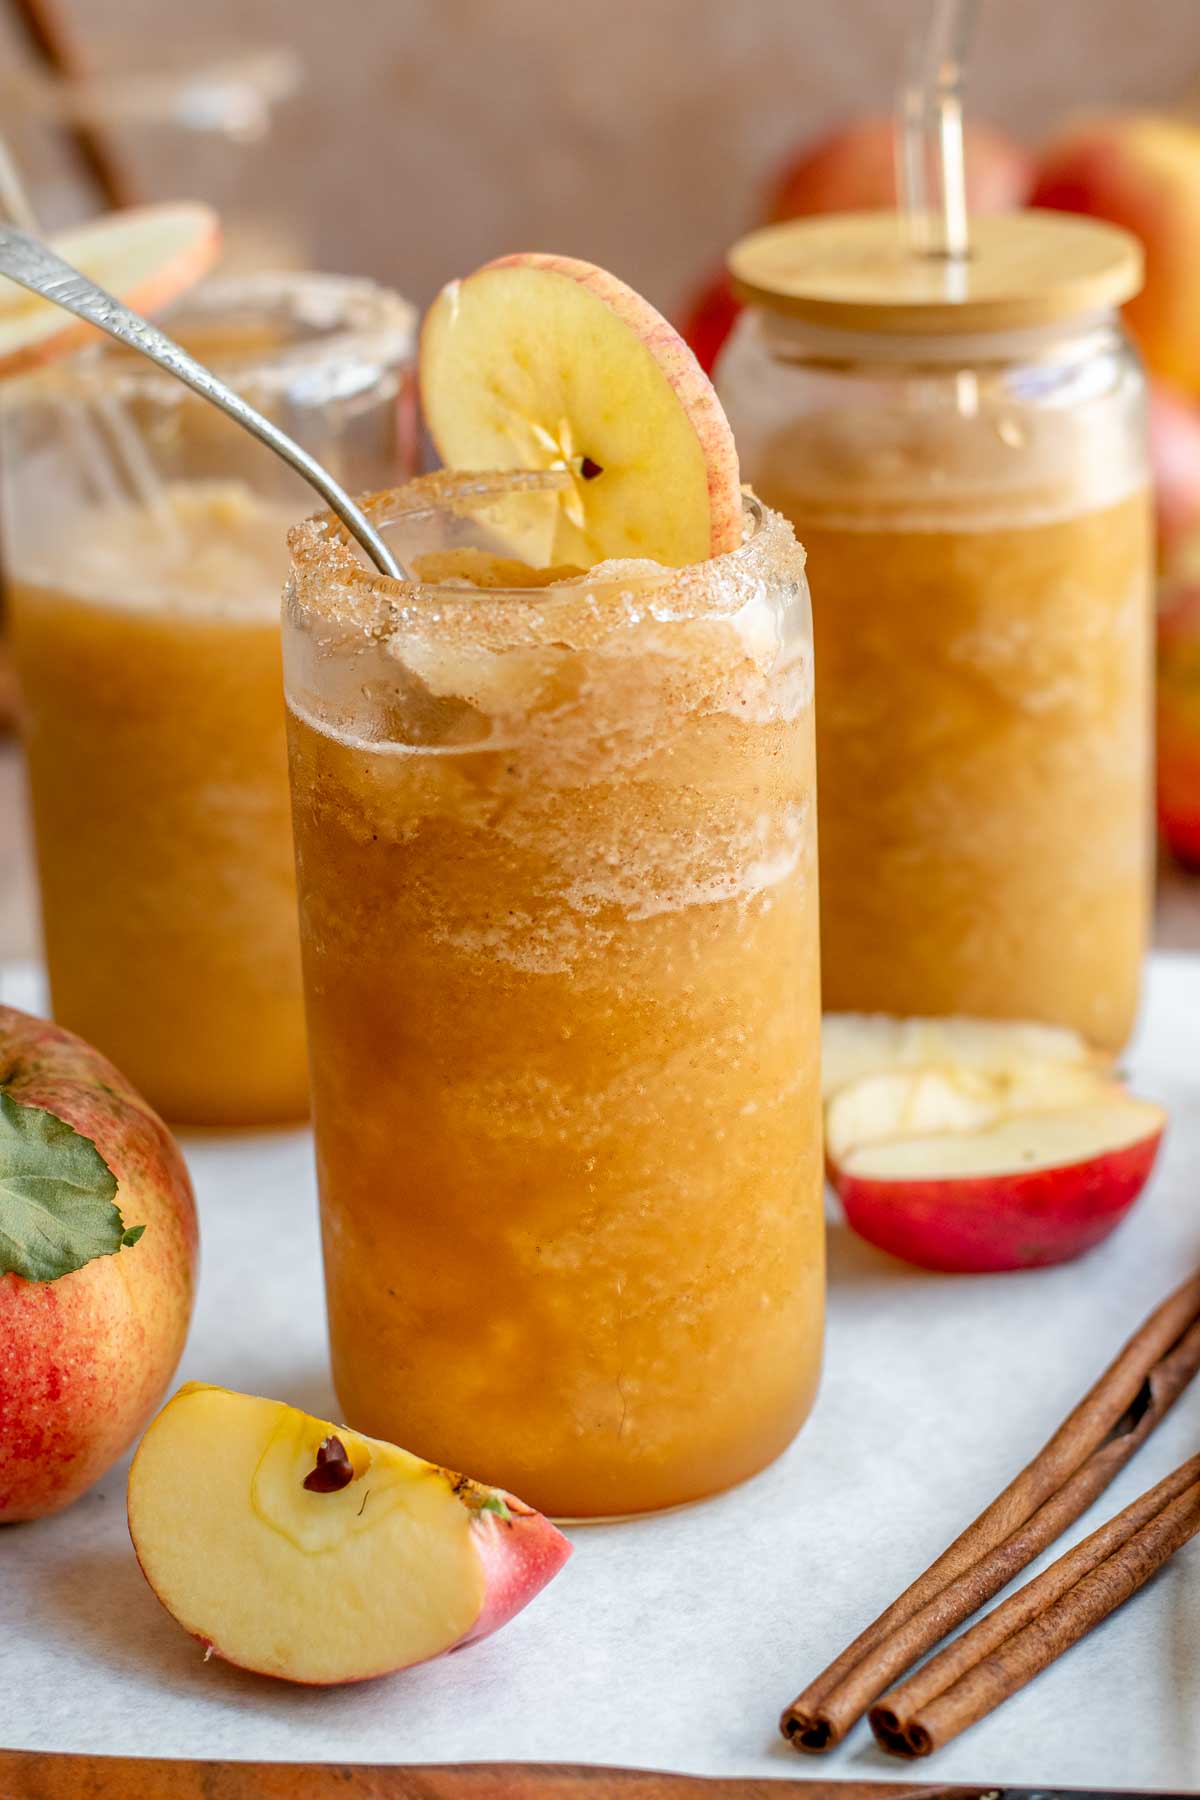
[419,252,742,567]
[827,1064,1165,1272]
[0,203,220,379]
[127,1384,571,1685]
[821,1012,1108,1100]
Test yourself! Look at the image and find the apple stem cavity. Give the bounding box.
[303,1435,355,1493]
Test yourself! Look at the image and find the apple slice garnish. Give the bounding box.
[826,1060,1165,1273]
[419,252,742,567]
[822,1012,1109,1100]
[127,1383,571,1685]
[0,203,221,379]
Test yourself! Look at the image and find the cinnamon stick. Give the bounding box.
[781,1271,1200,1752]
[869,1455,1200,1757]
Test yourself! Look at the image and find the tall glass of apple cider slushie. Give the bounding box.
[284,467,824,1518]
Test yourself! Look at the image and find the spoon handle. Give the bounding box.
[0,222,403,580]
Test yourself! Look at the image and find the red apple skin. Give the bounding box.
[1032,115,1200,397]
[1157,578,1200,867]
[833,1130,1163,1273]
[766,117,1034,223]
[0,1007,198,1523]
[457,1502,572,1651]
[679,266,743,377]
[1149,382,1200,568]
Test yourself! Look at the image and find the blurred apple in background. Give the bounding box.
[1157,569,1200,870]
[1148,380,1200,570]
[681,271,743,379]
[1032,114,1200,398]
[681,116,1033,373]
[1031,111,1200,868]
[763,116,1034,223]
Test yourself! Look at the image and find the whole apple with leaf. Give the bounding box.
[0,1006,197,1523]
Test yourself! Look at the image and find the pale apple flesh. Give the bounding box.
[127,1385,572,1685]
[824,1051,1165,1274]
[0,1006,197,1523]
[0,203,221,379]
[821,1012,1107,1101]
[419,252,743,567]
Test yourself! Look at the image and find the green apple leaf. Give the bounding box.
[0,1088,136,1282]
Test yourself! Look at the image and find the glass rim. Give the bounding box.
[287,470,779,616]
[17,269,416,403]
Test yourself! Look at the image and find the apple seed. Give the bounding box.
[303,1434,354,1493]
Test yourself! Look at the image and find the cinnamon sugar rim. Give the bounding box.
[287,471,801,633]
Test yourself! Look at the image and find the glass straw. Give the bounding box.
[898,0,979,264]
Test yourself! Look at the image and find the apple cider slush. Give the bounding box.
[9,483,303,1123]
[285,470,824,1518]
[2,273,416,1123]
[793,483,1151,1050]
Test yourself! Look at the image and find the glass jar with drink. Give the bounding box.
[719,211,1152,1051]
[1,270,416,1123]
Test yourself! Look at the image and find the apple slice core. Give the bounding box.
[0,203,221,379]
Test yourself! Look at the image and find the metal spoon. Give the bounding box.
[0,221,404,579]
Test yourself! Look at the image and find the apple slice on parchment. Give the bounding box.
[419,251,742,567]
[0,203,220,378]
[824,1052,1165,1274]
[127,1384,571,1685]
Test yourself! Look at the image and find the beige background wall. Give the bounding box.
[3,0,1200,319]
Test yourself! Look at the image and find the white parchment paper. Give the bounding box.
[2,954,1198,1785]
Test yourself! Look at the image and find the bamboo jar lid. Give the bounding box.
[727,210,1143,335]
